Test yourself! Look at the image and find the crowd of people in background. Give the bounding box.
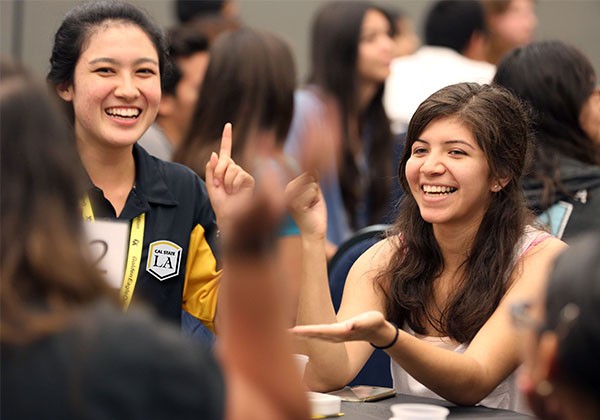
[1,0,599,419]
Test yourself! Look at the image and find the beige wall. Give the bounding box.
[1,0,599,81]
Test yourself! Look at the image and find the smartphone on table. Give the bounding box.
[328,385,396,402]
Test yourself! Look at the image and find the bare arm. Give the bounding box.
[276,235,303,327]
[218,241,309,420]
[286,174,387,390]
[208,125,309,420]
[294,236,567,405]
[385,237,566,404]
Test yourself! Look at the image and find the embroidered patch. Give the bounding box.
[146,240,182,281]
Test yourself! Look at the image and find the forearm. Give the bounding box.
[382,239,564,405]
[218,255,309,419]
[386,328,516,405]
[296,236,353,391]
[296,237,336,325]
[276,236,303,327]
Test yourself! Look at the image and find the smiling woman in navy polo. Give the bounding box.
[47,1,252,331]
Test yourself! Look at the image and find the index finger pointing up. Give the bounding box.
[219,123,232,160]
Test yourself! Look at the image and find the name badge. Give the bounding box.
[83,219,129,289]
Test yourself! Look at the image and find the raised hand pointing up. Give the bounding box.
[206,123,255,240]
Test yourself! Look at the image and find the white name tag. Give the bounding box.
[83,219,130,289]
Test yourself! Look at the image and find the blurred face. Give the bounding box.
[579,87,600,145]
[405,117,498,229]
[392,16,419,58]
[512,299,581,418]
[172,51,209,142]
[490,0,537,47]
[57,23,161,150]
[357,9,393,85]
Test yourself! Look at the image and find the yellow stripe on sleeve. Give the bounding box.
[182,224,222,333]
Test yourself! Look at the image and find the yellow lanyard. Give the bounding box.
[82,195,145,310]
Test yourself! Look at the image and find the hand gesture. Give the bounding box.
[206,123,255,238]
[291,311,391,345]
[220,162,286,258]
[284,172,327,241]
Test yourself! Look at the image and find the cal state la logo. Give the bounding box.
[146,240,182,281]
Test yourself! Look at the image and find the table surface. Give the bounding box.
[339,393,533,420]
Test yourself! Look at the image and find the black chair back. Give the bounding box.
[327,224,393,387]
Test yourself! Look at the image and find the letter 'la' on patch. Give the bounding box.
[146,240,182,281]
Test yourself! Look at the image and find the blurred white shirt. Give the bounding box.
[138,123,174,162]
[384,46,496,134]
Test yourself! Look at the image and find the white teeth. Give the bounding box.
[105,107,140,118]
[422,185,456,194]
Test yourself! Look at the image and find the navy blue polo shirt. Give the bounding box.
[86,144,221,328]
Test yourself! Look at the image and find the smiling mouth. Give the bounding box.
[105,107,141,119]
[422,185,457,195]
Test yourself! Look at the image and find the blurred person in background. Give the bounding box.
[139,24,209,161]
[175,27,304,325]
[482,0,537,65]
[174,0,241,44]
[384,0,495,134]
[175,0,239,24]
[494,40,600,242]
[0,58,309,420]
[285,0,399,257]
[385,6,420,58]
[513,233,600,419]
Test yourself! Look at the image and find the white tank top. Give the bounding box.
[390,226,551,413]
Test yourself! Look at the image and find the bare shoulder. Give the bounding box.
[507,236,567,298]
[522,235,567,262]
[348,236,399,282]
[339,236,400,314]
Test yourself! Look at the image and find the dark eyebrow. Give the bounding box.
[446,140,475,150]
[413,139,475,150]
[88,57,159,66]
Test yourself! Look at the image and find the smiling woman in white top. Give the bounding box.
[288,82,566,412]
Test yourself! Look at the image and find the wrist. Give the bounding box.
[300,231,326,244]
[370,321,399,350]
[221,229,277,258]
[218,221,277,258]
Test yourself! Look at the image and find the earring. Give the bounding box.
[493,184,500,191]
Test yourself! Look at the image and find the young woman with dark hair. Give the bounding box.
[176,27,296,178]
[175,27,303,324]
[285,0,397,256]
[1,60,308,420]
[494,40,600,241]
[46,0,253,331]
[288,83,566,411]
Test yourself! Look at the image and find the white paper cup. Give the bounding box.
[293,354,309,378]
[390,403,450,420]
[308,391,342,417]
